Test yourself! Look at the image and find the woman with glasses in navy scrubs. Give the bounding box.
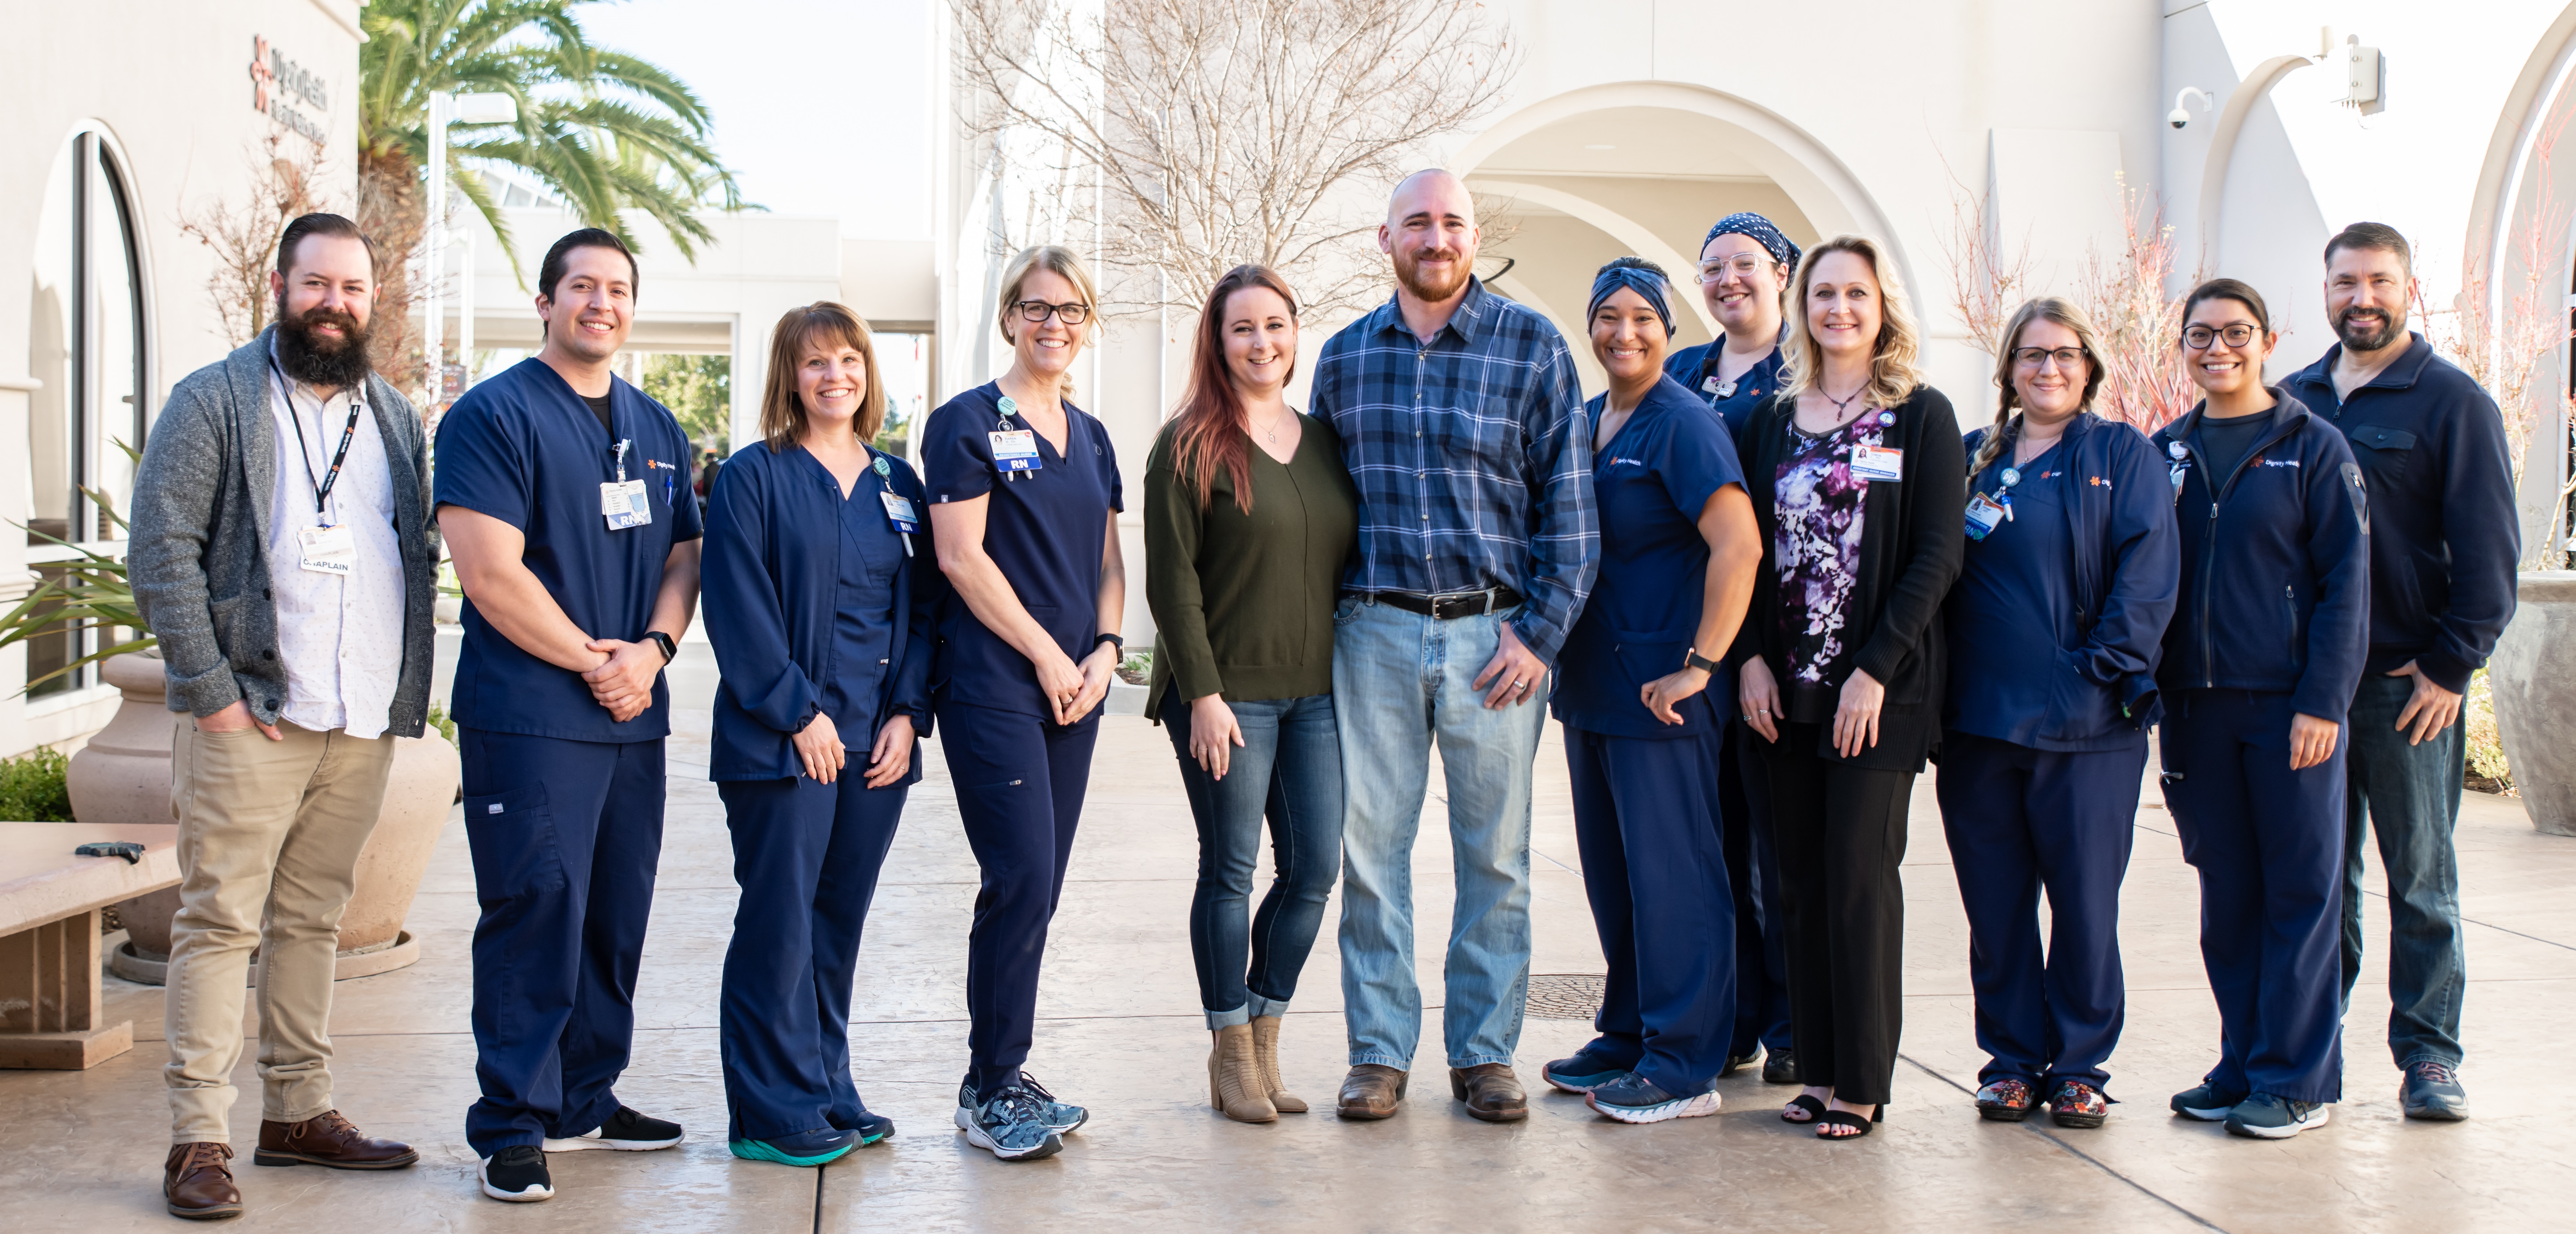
[1938,298,2178,1131]
[2150,279,2368,1141]
[1542,259,1762,1125]
[923,245,1126,1163]
[702,303,938,1168]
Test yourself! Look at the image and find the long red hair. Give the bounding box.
[1166,265,1301,513]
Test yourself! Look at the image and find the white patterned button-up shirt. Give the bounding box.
[263,342,406,738]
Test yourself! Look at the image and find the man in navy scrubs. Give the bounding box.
[2283,223,2519,1122]
[437,229,705,1202]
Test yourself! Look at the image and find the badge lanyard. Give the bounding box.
[989,394,1043,481]
[873,454,919,557]
[269,358,366,577]
[601,437,653,530]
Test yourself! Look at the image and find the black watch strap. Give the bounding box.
[1684,647,1722,674]
[645,630,678,665]
[1094,633,1125,653]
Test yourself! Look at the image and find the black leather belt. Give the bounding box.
[1356,587,1523,620]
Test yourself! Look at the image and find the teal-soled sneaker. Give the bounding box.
[2169,1081,2244,1122]
[1543,1043,1637,1095]
[2400,1060,2468,1121]
[2223,1092,2331,1140]
[847,1109,895,1145]
[957,1086,1064,1162]
[1585,1074,1720,1124]
[728,1127,857,1167]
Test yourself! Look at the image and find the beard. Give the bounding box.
[2334,304,2405,353]
[1393,244,1473,303]
[273,298,375,390]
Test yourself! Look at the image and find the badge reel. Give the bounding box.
[874,455,920,556]
[602,438,653,531]
[2167,439,2191,498]
[990,394,1043,482]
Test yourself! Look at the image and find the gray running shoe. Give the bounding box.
[957,1075,1087,1135]
[2223,1092,2331,1139]
[956,1086,1063,1161]
[2400,1060,2468,1121]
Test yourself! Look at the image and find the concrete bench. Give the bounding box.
[0,821,179,1068]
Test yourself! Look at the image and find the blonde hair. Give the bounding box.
[1779,234,1923,411]
[759,302,886,453]
[995,244,1099,400]
[1970,297,2107,477]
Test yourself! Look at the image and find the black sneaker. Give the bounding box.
[543,1105,683,1152]
[1761,1048,1798,1085]
[478,1145,554,1202]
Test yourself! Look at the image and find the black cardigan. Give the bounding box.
[1733,385,1966,771]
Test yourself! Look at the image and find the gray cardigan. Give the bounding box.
[128,328,440,736]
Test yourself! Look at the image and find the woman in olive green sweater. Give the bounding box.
[1144,265,1358,1125]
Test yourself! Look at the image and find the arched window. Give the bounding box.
[25,128,147,697]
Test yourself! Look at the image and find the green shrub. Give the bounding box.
[0,747,75,821]
[425,705,458,745]
[2465,669,2513,794]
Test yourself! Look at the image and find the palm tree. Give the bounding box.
[356,0,745,388]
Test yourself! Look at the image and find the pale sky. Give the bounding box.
[578,0,935,240]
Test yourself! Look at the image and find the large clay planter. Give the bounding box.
[62,651,460,980]
[2490,571,2576,836]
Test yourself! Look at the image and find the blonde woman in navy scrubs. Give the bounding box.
[1938,298,2177,1130]
[924,245,1126,1162]
[702,304,937,1167]
[1545,259,1763,1124]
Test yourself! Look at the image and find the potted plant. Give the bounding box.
[0,485,458,980]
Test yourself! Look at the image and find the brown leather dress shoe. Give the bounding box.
[165,1141,243,1220]
[252,1110,421,1170]
[1336,1064,1409,1120]
[1450,1063,1529,1122]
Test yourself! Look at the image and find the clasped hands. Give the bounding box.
[582,637,669,723]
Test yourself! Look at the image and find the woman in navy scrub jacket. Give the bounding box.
[1736,235,1965,1140]
[2150,279,2368,1141]
[1938,298,2178,1130]
[1542,259,1762,1125]
[701,304,937,1167]
[923,245,1126,1163]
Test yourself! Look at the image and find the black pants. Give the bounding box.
[1760,722,1914,1106]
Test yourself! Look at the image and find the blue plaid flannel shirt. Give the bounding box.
[1311,278,1597,662]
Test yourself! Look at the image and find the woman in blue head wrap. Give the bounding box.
[1667,213,1803,439]
[1541,257,1763,1125]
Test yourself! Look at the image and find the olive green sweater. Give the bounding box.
[1143,414,1359,721]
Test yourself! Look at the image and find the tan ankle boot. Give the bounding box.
[1250,1015,1307,1113]
[1208,1025,1277,1122]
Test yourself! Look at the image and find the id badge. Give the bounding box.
[297,524,357,576]
[1964,493,2006,541]
[600,478,653,530]
[989,429,1043,474]
[879,490,921,533]
[1850,443,1906,482]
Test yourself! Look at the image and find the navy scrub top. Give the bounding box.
[922,381,1123,720]
[1552,375,1746,739]
[1944,439,2127,751]
[1663,341,1786,441]
[434,358,704,742]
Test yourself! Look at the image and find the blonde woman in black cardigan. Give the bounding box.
[1735,235,1965,1139]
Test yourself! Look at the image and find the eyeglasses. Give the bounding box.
[2182,323,2258,350]
[2012,347,2087,370]
[1012,299,1092,325]
[1696,254,1771,284]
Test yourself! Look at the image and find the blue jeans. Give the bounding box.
[1161,692,1344,1030]
[2338,671,2468,1068]
[1332,598,1544,1071]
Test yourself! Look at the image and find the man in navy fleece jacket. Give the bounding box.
[2283,222,2520,1124]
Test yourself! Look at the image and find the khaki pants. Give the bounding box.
[163,717,397,1144]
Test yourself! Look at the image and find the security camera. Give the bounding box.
[2169,107,2191,129]
[2169,86,2213,130]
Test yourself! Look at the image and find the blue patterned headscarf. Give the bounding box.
[1701,212,1801,272]
[1588,258,1675,337]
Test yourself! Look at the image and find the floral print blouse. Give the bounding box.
[1773,414,1882,720]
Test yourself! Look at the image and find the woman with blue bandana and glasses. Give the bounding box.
[1666,212,1803,440]
[1541,258,1762,1124]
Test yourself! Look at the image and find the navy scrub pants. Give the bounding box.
[2160,689,2346,1104]
[939,700,1099,1099]
[1564,725,1736,1097]
[460,728,666,1156]
[1720,723,1795,1060]
[1935,732,2146,1093]
[715,771,908,1142]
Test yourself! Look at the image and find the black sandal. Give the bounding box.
[1814,1105,1885,1139]
[1781,1095,1826,1123]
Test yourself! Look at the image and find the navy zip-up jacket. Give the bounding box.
[2149,389,2371,722]
[2281,333,2519,694]
[1949,413,2180,742]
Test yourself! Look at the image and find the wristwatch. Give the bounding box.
[1682,647,1722,674]
[1095,633,1126,653]
[643,630,678,666]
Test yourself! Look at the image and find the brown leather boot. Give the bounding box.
[1208,1025,1278,1123]
[1249,1015,1307,1113]
[252,1110,421,1169]
[1336,1064,1408,1120]
[164,1141,243,1220]
[1450,1063,1529,1122]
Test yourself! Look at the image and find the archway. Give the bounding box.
[2467,1,2576,562]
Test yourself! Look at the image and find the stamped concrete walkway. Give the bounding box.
[7,698,2573,1232]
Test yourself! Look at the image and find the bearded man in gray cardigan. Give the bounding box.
[128,213,440,1221]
